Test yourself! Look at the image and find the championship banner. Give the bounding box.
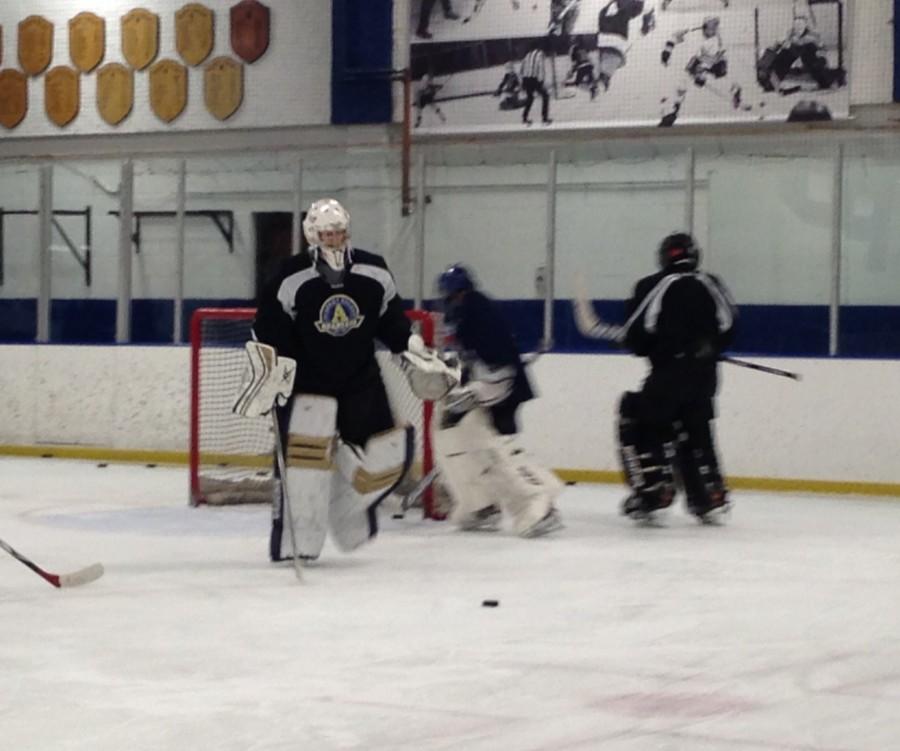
[410,0,849,132]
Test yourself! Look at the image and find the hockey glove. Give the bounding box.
[400,334,462,401]
[232,341,296,418]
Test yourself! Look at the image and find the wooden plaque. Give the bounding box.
[149,58,187,122]
[18,16,54,76]
[121,8,159,70]
[97,62,133,126]
[230,0,269,64]
[69,12,105,73]
[176,3,214,67]
[45,66,80,127]
[204,56,242,120]
[0,69,27,129]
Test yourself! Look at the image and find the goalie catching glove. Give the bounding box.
[399,333,461,401]
[232,341,297,418]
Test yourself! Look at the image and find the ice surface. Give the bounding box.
[2,457,899,750]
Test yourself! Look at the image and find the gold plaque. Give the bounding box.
[176,3,214,67]
[18,15,54,76]
[149,58,187,122]
[204,56,242,120]
[97,62,133,125]
[121,8,159,70]
[69,12,105,73]
[45,66,80,127]
[0,69,27,129]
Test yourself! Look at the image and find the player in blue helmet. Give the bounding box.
[433,264,563,538]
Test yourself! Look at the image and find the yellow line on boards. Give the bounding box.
[2,445,900,498]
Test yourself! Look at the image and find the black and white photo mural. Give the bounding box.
[410,0,849,131]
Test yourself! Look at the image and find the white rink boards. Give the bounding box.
[2,456,900,751]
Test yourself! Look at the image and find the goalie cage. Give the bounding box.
[189,307,446,519]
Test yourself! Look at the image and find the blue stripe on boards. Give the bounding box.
[0,298,898,358]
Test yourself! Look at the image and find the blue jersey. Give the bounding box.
[445,290,534,409]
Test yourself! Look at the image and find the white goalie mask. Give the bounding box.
[304,198,351,270]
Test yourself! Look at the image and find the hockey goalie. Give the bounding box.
[234,198,457,564]
[432,264,563,538]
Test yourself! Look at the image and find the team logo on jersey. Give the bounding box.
[315,294,365,337]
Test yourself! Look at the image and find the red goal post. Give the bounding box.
[189,307,441,518]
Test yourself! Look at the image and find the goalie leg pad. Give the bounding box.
[490,434,564,538]
[435,409,501,529]
[676,413,728,517]
[617,391,675,513]
[329,426,414,552]
[271,395,337,562]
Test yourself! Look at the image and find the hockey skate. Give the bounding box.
[621,491,672,526]
[520,507,563,538]
[689,491,731,526]
[458,504,502,532]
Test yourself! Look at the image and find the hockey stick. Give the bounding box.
[0,537,104,589]
[271,411,303,582]
[400,465,441,512]
[721,357,801,381]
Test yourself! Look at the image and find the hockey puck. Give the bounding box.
[392,513,404,519]
[481,599,499,607]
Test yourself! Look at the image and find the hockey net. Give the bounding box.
[189,307,442,518]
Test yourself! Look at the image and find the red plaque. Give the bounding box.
[230,0,269,64]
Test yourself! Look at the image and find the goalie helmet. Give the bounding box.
[658,232,700,270]
[303,198,350,249]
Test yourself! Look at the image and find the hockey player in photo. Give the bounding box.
[434,264,564,538]
[416,0,460,40]
[565,41,599,100]
[573,233,738,524]
[596,0,656,92]
[756,2,845,94]
[243,198,456,563]
[658,15,747,127]
[494,61,526,110]
[414,72,447,127]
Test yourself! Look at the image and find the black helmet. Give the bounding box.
[658,232,700,270]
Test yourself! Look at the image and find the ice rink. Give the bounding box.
[3,456,900,751]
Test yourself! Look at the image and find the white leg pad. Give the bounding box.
[329,426,414,552]
[435,410,500,528]
[278,395,337,561]
[491,435,564,537]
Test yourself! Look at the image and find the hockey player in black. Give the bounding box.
[574,232,737,523]
[250,198,445,563]
[434,264,563,537]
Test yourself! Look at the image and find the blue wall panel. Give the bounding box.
[331,0,394,124]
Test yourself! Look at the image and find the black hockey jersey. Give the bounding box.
[622,268,737,368]
[253,248,411,394]
[445,290,534,408]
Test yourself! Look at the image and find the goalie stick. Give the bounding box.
[0,537,104,588]
[271,411,304,582]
